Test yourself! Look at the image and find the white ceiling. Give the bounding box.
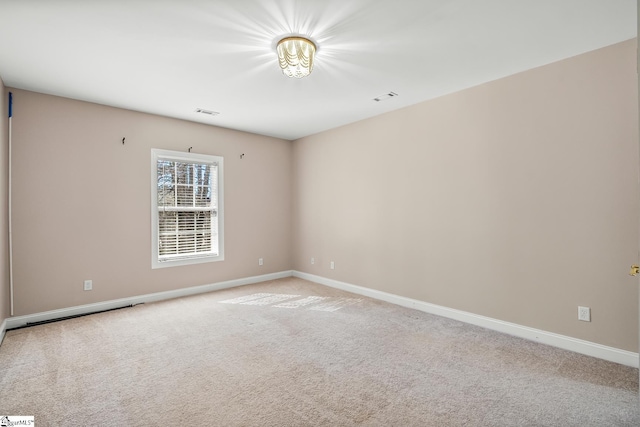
[0,0,636,140]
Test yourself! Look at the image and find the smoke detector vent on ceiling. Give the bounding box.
[195,108,220,116]
[373,92,398,102]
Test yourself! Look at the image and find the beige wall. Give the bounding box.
[0,78,8,323]
[292,39,639,352]
[10,90,292,315]
[3,39,638,353]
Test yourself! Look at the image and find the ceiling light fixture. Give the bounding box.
[277,36,316,79]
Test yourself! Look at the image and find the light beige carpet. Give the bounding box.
[0,277,638,426]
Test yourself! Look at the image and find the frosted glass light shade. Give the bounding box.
[277,36,316,78]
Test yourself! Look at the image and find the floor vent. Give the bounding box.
[7,304,140,331]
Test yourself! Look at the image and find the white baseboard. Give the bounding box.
[4,269,637,368]
[5,270,293,331]
[0,318,6,346]
[293,271,639,368]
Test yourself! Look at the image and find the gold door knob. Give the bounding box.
[630,265,640,276]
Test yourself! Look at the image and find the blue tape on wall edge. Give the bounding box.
[8,92,12,118]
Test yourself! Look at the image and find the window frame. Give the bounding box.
[151,148,224,269]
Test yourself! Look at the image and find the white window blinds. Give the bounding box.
[152,149,224,268]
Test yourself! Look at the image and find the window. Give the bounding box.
[151,149,223,268]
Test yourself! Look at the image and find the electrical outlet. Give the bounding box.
[578,306,591,322]
[83,280,93,291]
[330,261,335,270]
[258,258,263,266]
[311,257,314,265]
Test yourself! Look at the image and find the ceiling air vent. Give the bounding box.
[373,92,398,102]
[195,108,220,116]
